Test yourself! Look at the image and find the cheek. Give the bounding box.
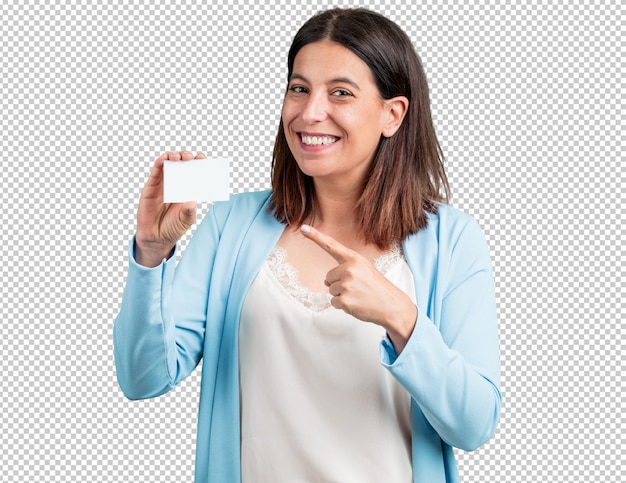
[281,99,298,124]
[281,107,299,148]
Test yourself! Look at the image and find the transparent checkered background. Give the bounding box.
[1,0,622,481]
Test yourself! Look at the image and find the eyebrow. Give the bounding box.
[289,73,361,91]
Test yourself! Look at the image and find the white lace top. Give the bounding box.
[265,244,404,312]
[239,244,416,482]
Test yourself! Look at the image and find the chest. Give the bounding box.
[275,226,390,293]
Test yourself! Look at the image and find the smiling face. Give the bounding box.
[281,40,402,188]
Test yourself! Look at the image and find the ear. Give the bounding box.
[381,96,409,138]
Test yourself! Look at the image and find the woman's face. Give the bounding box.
[282,40,394,187]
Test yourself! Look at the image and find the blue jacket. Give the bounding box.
[114,190,501,483]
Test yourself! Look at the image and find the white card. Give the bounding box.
[163,158,230,203]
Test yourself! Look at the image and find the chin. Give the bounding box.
[293,159,332,178]
[296,166,325,178]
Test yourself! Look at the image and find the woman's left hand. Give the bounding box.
[300,224,417,352]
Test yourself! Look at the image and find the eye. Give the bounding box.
[331,89,353,97]
[288,85,308,94]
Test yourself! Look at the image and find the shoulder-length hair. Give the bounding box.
[270,7,450,249]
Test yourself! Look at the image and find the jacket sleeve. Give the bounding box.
[381,217,501,451]
[113,207,222,400]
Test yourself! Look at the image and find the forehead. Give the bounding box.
[291,40,376,85]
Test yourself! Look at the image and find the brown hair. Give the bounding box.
[270,8,450,249]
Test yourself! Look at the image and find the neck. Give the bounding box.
[310,178,363,236]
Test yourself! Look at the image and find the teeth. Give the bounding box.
[301,134,338,146]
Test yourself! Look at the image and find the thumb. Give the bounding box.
[179,201,198,226]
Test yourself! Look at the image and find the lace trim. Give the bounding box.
[373,242,403,273]
[266,243,404,313]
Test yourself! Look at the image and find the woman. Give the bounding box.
[114,7,501,483]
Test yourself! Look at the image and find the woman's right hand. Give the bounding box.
[135,151,207,267]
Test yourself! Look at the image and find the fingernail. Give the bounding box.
[300,224,311,234]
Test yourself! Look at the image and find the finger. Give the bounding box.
[328,281,343,297]
[300,224,354,264]
[195,152,207,159]
[148,151,191,193]
[143,153,170,189]
[180,200,197,211]
[155,152,170,164]
[325,264,348,287]
[179,201,198,224]
[329,294,349,315]
[180,150,194,161]
[149,152,170,173]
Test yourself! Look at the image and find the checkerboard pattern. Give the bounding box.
[1,0,622,481]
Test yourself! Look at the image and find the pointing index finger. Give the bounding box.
[300,224,353,264]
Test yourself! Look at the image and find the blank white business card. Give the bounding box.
[163,158,230,203]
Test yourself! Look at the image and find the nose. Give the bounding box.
[300,91,328,124]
